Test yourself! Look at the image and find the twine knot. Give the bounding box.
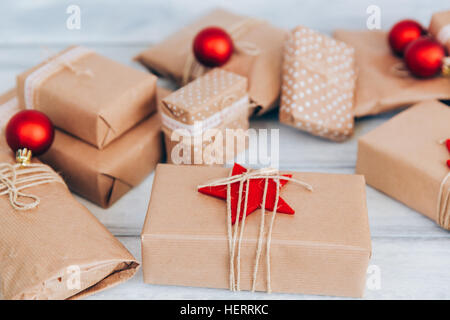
[0,163,64,211]
[199,166,312,293]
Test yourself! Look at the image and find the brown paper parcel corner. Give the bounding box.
[0,147,139,300]
[17,46,158,149]
[141,164,372,298]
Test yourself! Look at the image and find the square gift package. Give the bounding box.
[142,164,372,297]
[0,88,165,208]
[356,100,450,230]
[334,30,450,117]
[17,46,158,149]
[0,147,139,300]
[280,26,356,141]
[136,8,287,115]
[161,69,250,165]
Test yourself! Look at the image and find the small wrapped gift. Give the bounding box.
[280,26,356,141]
[161,69,249,165]
[1,89,164,208]
[429,10,450,53]
[142,164,371,297]
[17,46,158,149]
[356,100,450,229]
[136,8,287,115]
[334,30,450,117]
[0,147,139,299]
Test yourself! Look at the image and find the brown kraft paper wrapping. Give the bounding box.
[429,10,450,53]
[280,26,356,141]
[334,30,450,117]
[142,164,371,297]
[0,148,139,300]
[17,46,158,149]
[135,9,287,115]
[0,88,164,208]
[356,100,450,229]
[161,69,249,165]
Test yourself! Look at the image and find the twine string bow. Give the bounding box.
[198,167,313,293]
[0,163,64,210]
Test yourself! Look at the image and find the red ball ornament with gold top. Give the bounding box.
[5,110,55,165]
[404,37,447,78]
[193,26,234,67]
[388,19,425,55]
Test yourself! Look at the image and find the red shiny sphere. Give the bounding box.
[5,110,55,156]
[404,37,445,78]
[193,27,234,67]
[388,19,425,55]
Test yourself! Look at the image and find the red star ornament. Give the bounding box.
[198,163,295,224]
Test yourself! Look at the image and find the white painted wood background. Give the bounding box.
[1,0,449,300]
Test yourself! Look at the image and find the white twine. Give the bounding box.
[0,163,64,210]
[198,167,313,293]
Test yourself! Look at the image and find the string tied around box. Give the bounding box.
[198,165,313,293]
[24,46,94,111]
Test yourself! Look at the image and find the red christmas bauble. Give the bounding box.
[404,37,446,78]
[193,27,233,67]
[388,19,425,55]
[5,110,54,156]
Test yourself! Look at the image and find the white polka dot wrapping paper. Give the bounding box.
[279,26,357,142]
[161,69,250,165]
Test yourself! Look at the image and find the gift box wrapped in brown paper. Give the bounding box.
[161,69,249,165]
[280,26,356,141]
[0,147,139,300]
[356,100,450,230]
[0,88,164,208]
[429,10,450,53]
[136,8,287,115]
[17,46,158,149]
[334,30,450,117]
[141,164,371,297]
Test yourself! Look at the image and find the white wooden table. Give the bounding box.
[1,0,449,300]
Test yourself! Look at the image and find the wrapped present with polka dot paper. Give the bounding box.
[279,26,356,142]
[161,69,250,165]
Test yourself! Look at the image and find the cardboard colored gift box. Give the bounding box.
[0,148,139,300]
[142,164,371,297]
[280,26,356,141]
[334,30,450,117]
[0,88,164,208]
[136,8,287,115]
[17,46,157,149]
[429,10,450,53]
[356,100,450,230]
[161,69,249,165]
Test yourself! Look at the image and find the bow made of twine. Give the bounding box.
[437,139,450,229]
[198,167,313,293]
[182,18,262,85]
[0,162,64,210]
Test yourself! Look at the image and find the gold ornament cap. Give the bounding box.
[443,57,450,77]
[16,148,32,166]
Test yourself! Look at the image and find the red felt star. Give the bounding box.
[198,163,295,224]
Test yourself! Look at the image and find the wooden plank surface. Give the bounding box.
[1,0,449,300]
